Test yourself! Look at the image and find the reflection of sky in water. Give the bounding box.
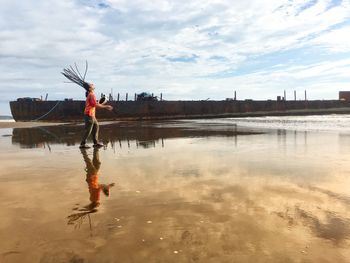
[1,119,350,262]
[194,114,350,132]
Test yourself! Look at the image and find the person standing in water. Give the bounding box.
[61,63,113,148]
[80,83,113,149]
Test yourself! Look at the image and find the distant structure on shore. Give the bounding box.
[339,91,350,101]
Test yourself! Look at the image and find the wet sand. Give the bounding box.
[0,121,66,129]
[1,120,350,262]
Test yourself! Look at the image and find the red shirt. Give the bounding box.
[87,175,100,203]
[84,92,97,117]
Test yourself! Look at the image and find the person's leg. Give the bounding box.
[80,148,96,174]
[92,148,101,171]
[91,118,100,145]
[80,115,94,146]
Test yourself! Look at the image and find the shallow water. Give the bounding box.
[1,119,350,262]
[191,114,350,132]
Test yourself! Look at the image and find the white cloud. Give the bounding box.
[311,25,350,52]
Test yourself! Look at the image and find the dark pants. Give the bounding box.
[81,148,101,175]
[81,115,99,145]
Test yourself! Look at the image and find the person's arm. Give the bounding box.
[90,93,113,111]
[96,103,113,111]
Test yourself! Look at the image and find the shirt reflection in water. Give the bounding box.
[67,148,115,228]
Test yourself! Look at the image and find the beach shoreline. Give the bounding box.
[0,121,68,129]
[0,120,126,129]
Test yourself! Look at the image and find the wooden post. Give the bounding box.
[304,90,307,101]
[234,90,236,100]
[294,90,296,101]
[117,93,120,101]
[126,93,128,101]
[134,93,136,101]
[160,93,162,101]
[45,93,48,101]
[284,90,286,101]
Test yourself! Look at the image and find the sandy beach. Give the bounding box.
[1,118,350,263]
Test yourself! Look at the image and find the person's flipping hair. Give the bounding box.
[61,61,90,96]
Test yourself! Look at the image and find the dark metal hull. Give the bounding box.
[9,99,350,122]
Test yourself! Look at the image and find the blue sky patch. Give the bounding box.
[296,0,318,15]
[209,56,227,61]
[98,2,110,9]
[326,0,343,11]
[166,54,199,63]
[204,47,350,79]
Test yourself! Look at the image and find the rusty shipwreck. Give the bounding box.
[9,95,350,122]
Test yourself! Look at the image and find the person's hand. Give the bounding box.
[106,105,113,111]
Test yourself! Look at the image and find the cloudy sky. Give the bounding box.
[1,0,350,115]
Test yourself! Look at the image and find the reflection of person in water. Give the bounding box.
[67,148,114,228]
[81,147,115,209]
